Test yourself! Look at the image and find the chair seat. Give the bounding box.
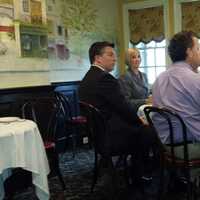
[65,116,87,126]
[164,152,200,167]
[70,116,87,124]
[44,141,55,149]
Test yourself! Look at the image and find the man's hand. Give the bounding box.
[145,95,152,105]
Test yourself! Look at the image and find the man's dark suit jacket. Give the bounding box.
[79,66,141,124]
[79,66,143,153]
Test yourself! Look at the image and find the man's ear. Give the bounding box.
[95,55,101,62]
[186,47,193,59]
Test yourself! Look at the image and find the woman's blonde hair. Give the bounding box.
[125,48,140,68]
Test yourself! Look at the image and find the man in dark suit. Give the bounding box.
[79,41,157,180]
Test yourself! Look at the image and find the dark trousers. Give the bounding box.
[107,115,159,179]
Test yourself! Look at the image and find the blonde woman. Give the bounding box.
[119,48,152,110]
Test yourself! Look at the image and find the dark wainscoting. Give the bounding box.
[0,85,54,117]
[0,81,80,152]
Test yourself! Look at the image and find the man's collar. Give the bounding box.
[92,64,105,71]
[173,61,195,72]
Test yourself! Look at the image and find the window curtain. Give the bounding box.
[129,6,164,45]
[182,1,200,35]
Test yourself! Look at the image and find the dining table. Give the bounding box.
[0,117,50,200]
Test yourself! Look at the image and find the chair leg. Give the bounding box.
[184,168,193,200]
[49,150,66,191]
[71,126,78,159]
[56,169,66,191]
[55,153,66,191]
[157,155,165,200]
[71,134,77,159]
[193,179,198,200]
[121,155,130,186]
[186,182,192,200]
[107,158,119,200]
[91,151,98,192]
[86,125,93,149]
[193,181,197,200]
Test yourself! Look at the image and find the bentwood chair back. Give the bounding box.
[55,92,87,157]
[22,97,66,190]
[79,101,130,197]
[144,106,200,200]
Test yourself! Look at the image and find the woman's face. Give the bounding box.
[130,50,141,71]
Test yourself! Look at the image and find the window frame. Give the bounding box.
[123,0,170,84]
[22,0,30,13]
[174,0,200,33]
[123,0,169,49]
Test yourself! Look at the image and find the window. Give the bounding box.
[131,39,166,85]
[22,0,29,13]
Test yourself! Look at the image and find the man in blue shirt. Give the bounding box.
[152,31,200,159]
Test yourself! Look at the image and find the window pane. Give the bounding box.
[155,48,166,66]
[146,41,155,48]
[156,39,166,47]
[139,67,145,73]
[136,42,145,48]
[146,49,155,66]
[140,50,145,66]
[128,42,133,48]
[146,67,156,84]
[23,0,29,12]
[156,66,166,77]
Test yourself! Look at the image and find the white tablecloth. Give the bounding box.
[0,119,50,200]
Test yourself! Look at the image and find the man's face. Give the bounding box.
[187,37,200,70]
[95,47,117,72]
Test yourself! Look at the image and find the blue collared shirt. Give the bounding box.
[152,61,200,143]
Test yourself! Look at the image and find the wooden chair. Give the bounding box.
[79,101,130,196]
[22,97,66,191]
[144,106,200,200]
[54,85,81,119]
[55,92,87,157]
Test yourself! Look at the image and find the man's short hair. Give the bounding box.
[168,31,197,62]
[89,41,114,64]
